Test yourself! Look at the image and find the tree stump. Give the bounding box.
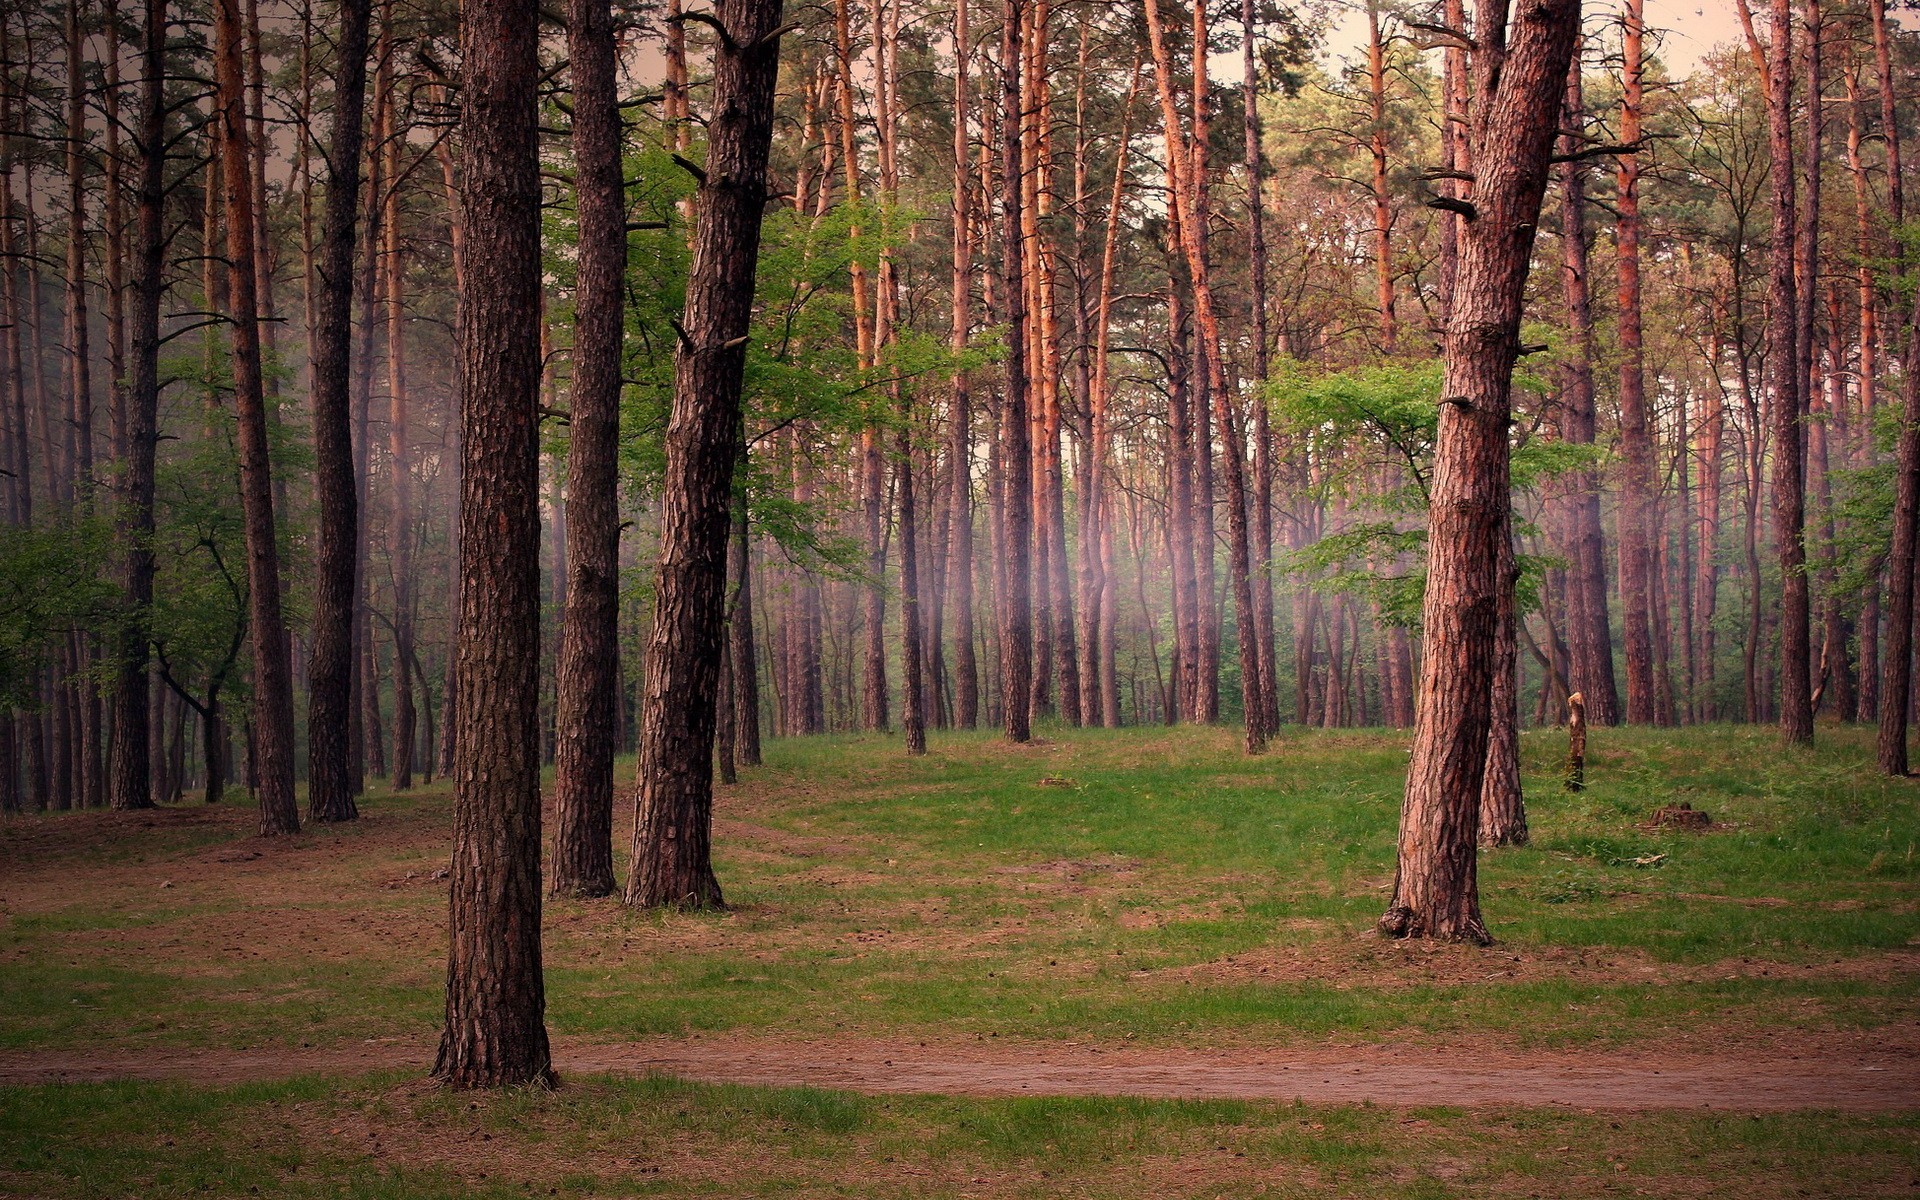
[1565,692,1586,792]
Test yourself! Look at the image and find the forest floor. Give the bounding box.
[2,723,1917,1196]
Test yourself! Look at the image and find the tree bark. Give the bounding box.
[549,0,626,898]
[1614,0,1662,726]
[434,0,554,1089]
[214,0,298,835]
[947,0,979,731]
[107,0,166,812]
[305,0,372,823]
[1381,0,1578,943]
[626,0,787,906]
[1554,59,1620,726]
[997,0,1033,743]
[1766,0,1813,745]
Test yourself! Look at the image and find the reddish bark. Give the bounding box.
[1382,0,1579,943]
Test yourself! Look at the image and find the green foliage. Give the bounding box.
[0,518,118,707]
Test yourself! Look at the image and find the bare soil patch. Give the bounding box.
[3,1031,1914,1112]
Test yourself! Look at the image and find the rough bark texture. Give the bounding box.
[434,0,553,1089]
[997,0,1033,744]
[306,0,372,824]
[1877,289,1920,775]
[626,0,787,908]
[1380,0,1578,944]
[1766,0,1813,746]
[214,0,299,836]
[1613,0,1661,727]
[108,0,167,812]
[549,0,626,898]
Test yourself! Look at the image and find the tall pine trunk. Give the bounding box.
[627,0,788,906]
[435,0,553,1088]
[549,0,627,898]
[107,0,166,812]
[306,0,372,823]
[1381,0,1578,943]
[1766,0,1813,745]
[214,0,298,835]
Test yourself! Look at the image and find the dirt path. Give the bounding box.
[2,1035,1914,1112]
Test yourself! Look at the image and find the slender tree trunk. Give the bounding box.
[383,124,416,791]
[214,0,298,835]
[108,0,166,812]
[627,0,788,906]
[1381,0,1578,943]
[549,0,626,898]
[997,0,1033,743]
[1555,59,1620,726]
[1243,0,1280,735]
[434,0,554,1088]
[948,0,979,730]
[306,0,372,823]
[730,432,761,765]
[1615,0,1661,726]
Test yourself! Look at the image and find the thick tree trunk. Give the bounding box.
[214,0,298,835]
[434,0,554,1089]
[107,0,166,812]
[1479,516,1527,846]
[1766,0,1814,745]
[626,0,787,906]
[305,0,372,823]
[549,0,626,898]
[1381,0,1577,943]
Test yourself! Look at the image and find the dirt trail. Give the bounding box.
[2,1035,1914,1112]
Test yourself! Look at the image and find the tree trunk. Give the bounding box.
[1878,289,1920,774]
[1479,517,1527,846]
[1381,0,1578,943]
[626,0,788,906]
[947,0,979,730]
[306,0,371,823]
[1614,0,1661,727]
[1242,0,1280,736]
[1766,0,1813,745]
[434,0,554,1089]
[214,0,298,835]
[549,0,626,898]
[383,118,416,792]
[107,0,166,813]
[1553,59,1620,726]
[997,0,1033,743]
[730,433,761,765]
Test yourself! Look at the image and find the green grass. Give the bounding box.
[1,723,1916,1054]
[2,1071,1915,1198]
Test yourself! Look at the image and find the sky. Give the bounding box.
[1312,0,1756,77]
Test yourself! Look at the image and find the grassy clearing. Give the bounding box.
[2,1071,1916,1198]
[0,724,1915,1055]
